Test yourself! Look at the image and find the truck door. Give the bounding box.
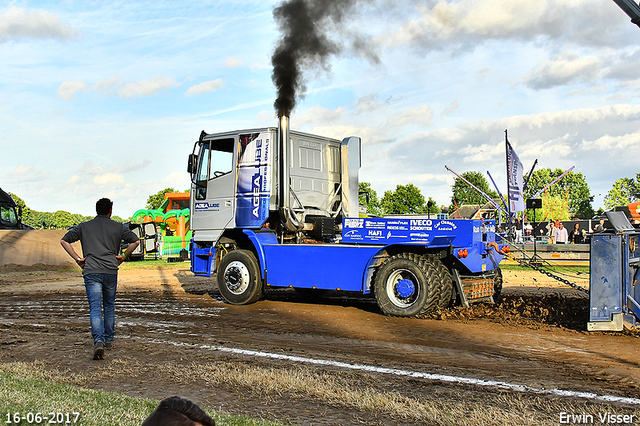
[191,138,236,241]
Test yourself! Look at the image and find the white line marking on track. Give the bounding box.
[138,337,640,406]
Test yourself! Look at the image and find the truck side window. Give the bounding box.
[210,138,234,178]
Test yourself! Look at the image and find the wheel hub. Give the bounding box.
[224,261,250,294]
[386,269,419,308]
[396,279,415,298]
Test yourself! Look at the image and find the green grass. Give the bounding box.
[0,367,286,426]
[501,264,589,274]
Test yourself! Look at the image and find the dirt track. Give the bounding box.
[1,231,640,424]
[1,262,639,425]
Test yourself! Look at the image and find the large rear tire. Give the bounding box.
[217,249,263,305]
[373,253,439,317]
[430,256,454,309]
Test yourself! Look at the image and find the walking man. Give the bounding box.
[60,198,139,360]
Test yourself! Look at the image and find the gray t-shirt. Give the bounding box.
[62,215,139,276]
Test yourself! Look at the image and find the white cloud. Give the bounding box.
[353,95,383,112]
[90,77,120,93]
[224,56,244,68]
[6,164,51,182]
[368,104,640,208]
[58,77,179,100]
[523,52,602,89]
[92,173,125,186]
[66,175,80,184]
[57,80,88,100]
[185,79,224,97]
[117,76,177,98]
[381,0,629,51]
[387,104,433,128]
[0,6,79,42]
[296,106,347,126]
[579,132,640,152]
[442,100,459,116]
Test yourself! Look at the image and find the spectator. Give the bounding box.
[555,222,568,244]
[141,396,215,426]
[546,221,556,244]
[569,223,583,244]
[594,218,606,233]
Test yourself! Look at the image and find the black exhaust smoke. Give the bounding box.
[271,0,378,117]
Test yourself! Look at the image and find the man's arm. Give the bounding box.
[60,240,86,268]
[116,240,140,265]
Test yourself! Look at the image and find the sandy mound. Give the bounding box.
[0,230,81,272]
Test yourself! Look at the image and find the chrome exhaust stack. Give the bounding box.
[278,115,303,232]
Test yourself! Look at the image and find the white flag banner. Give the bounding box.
[507,141,525,212]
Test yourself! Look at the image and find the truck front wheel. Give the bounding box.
[217,249,263,305]
[374,253,439,317]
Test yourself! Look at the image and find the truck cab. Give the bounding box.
[0,187,29,230]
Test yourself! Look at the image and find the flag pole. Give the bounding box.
[505,129,511,221]
[444,166,508,215]
[487,170,511,227]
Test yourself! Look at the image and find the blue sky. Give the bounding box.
[2,0,640,218]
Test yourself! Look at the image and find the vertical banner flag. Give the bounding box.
[506,140,525,212]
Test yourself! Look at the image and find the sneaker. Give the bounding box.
[104,342,114,350]
[93,342,104,360]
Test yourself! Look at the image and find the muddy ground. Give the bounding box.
[0,263,639,425]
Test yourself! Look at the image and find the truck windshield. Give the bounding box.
[0,205,18,225]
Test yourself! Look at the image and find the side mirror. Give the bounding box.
[187,154,198,175]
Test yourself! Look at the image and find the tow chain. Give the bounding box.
[504,252,590,295]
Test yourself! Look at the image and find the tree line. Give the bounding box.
[7,170,638,228]
[363,168,639,220]
[9,193,124,229]
[7,187,185,230]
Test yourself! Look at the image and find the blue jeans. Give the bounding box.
[84,273,118,344]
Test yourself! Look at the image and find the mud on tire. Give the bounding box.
[373,253,440,317]
[216,249,263,305]
[428,255,454,309]
[493,267,503,301]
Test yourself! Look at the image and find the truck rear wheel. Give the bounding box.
[373,253,439,317]
[217,249,263,305]
[429,256,454,309]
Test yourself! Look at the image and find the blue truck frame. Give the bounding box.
[192,216,507,315]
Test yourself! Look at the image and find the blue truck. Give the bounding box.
[187,116,507,317]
